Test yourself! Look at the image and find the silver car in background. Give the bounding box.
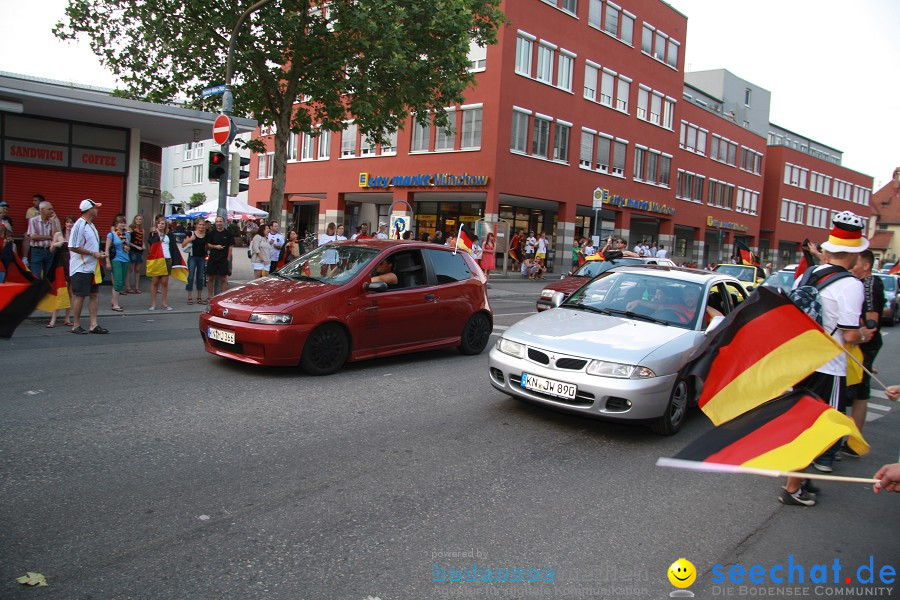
[488,266,749,435]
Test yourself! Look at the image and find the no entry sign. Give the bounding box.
[212,114,232,145]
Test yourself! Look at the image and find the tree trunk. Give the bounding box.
[268,110,293,231]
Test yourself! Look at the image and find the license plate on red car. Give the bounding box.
[520,372,577,399]
[208,326,235,344]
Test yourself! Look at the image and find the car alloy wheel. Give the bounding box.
[652,378,689,436]
[458,312,492,355]
[300,323,349,375]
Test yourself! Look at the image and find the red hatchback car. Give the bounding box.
[200,240,493,374]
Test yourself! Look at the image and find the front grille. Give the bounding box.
[210,339,244,354]
[508,373,594,407]
[528,348,550,364]
[556,358,587,370]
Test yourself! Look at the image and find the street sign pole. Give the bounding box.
[217,0,274,221]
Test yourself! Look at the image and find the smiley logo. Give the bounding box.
[668,558,696,588]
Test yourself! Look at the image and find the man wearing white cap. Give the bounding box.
[376,222,389,240]
[781,211,875,506]
[67,199,108,334]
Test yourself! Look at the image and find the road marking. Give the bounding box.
[867,403,892,412]
[493,325,509,331]
[493,312,536,317]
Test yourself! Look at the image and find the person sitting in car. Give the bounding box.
[626,285,722,323]
[370,256,398,286]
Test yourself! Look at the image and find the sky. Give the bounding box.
[1,0,898,189]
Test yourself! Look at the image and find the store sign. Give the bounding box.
[359,172,489,189]
[5,141,68,167]
[73,148,127,173]
[707,216,749,232]
[602,191,676,216]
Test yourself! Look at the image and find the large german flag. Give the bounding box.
[1,243,49,337]
[36,247,70,313]
[731,239,758,266]
[667,391,868,472]
[681,286,842,426]
[146,239,188,283]
[456,223,475,254]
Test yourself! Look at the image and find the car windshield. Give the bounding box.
[277,243,381,285]
[877,275,896,292]
[564,271,705,329]
[761,271,794,292]
[572,257,642,277]
[716,264,754,281]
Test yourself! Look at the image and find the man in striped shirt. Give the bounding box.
[26,200,58,279]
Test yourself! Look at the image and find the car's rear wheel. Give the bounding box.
[651,378,689,436]
[300,323,349,375]
[458,312,492,355]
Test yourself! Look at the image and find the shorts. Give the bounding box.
[71,271,99,297]
[251,262,268,272]
[536,251,546,260]
[129,249,144,263]
[207,256,229,275]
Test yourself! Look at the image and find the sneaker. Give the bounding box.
[801,479,821,494]
[841,444,860,458]
[834,452,843,462]
[812,461,833,473]
[148,306,156,311]
[779,487,816,507]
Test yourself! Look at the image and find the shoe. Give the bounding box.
[133,289,142,294]
[164,306,174,311]
[834,453,843,462]
[89,326,109,334]
[70,326,88,335]
[197,299,206,305]
[779,487,816,506]
[148,306,156,311]
[841,444,860,458]
[812,461,833,473]
[111,306,124,312]
[186,299,193,305]
[801,479,821,494]
[46,323,55,328]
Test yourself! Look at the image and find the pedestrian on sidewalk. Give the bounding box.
[68,199,108,334]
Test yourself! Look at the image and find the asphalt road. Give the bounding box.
[1,276,898,599]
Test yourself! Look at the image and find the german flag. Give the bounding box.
[275,244,289,271]
[732,239,758,266]
[680,286,842,426]
[794,240,816,280]
[0,281,50,338]
[666,390,868,472]
[1,242,36,284]
[35,247,70,313]
[889,262,900,275]
[146,239,188,283]
[456,223,475,254]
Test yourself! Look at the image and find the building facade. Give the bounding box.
[247,0,871,272]
[160,133,251,214]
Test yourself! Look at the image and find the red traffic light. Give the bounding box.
[208,150,227,180]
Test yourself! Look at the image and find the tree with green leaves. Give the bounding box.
[55,0,504,227]
[189,192,207,209]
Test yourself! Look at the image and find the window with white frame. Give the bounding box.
[806,204,830,228]
[677,170,706,202]
[784,163,808,188]
[659,154,671,187]
[181,167,193,186]
[600,69,615,106]
[562,0,577,13]
[613,139,627,175]
[317,130,331,159]
[809,171,832,195]
[646,150,659,184]
[616,76,630,112]
[532,115,551,158]
[662,97,675,129]
[536,42,554,83]
[650,92,662,125]
[468,41,487,72]
[411,115,430,152]
[707,179,734,209]
[621,11,634,45]
[667,40,679,68]
[553,121,570,162]
[257,152,274,179]
[584,63,598,100]
[287,132,298,161]
[588,0,602,28]
[557,51,574,92]
[580,129,594,168]
[380,130,398,155]
[341,122,358,156]
[740,147,763,175]
[301,132,315,160]
[780,198,805,224]
[637,86,649,120]
[680,121,707,155]
[736,187,759,215]
[654,31,666,61]
[604,2,620,36]
[434,111,457,151]
[641,24,653,53]
[461,106,483,149]
[633,146,646,180]
[596,134,612,173]
[833,179,851,201]
[511,109,530,153]
[191,165,203,184]
[172,168,179,187]
[359,132,376,156]
[853,185,870,205]
[515,33,535,76]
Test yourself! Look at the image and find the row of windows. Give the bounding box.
[768,133,841,166]
[588,0,636,46]
[784,164,870,205]
[782,199,844,228]
[515,33,576,93]
[739,147,763,175]
[676,170,760,215]
[171,165,203,187]
[633,145,671,187]
[511,107,571,163]
[636,85,675,129]
[710,134,739,167]
[679,121,763,176]
[182,141,206,161]
[641,22,679,69]
[583,62,630,111]
[579,128,627,176]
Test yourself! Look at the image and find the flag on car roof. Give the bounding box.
[732,239,758,266]
[456,223,475,254]
[36,247,70,313]
[679,286,843,426]
[664,390,868,472]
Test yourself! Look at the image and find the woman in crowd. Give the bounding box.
[183,220,208,304]
[285,229,301,260]
[127,214,145,294]
[480,232,496,280]
[104,216,130,312]
[250,222,271,279]
[47,215,75,327]
[147,215,176,311]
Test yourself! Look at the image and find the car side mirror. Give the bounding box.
[706,315,725,333]
[364,281,388,293]
[551,291,566,308]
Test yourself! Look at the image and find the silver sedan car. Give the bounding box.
[488,266,749,435]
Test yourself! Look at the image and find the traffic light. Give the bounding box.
[229,152,251,196]
[208,150,227,181]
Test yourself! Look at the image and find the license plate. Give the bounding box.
[208,326,235,344]
[520,372,577,400]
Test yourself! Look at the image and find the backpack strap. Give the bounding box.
[802,265,851,290]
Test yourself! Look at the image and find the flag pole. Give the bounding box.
[454,223,463,255]
[656,458,878,484]
[837,342,892,395]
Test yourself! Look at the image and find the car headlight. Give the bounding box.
[496,337,525,358]
[540,289,556,299]
[249,313,293,325]
[586,360,655,379]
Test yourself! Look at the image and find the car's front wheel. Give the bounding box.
[458,312,492,355]
[300,323,349,375]
[651,378,690,436]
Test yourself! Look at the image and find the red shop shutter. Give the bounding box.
[2,164,125,224]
